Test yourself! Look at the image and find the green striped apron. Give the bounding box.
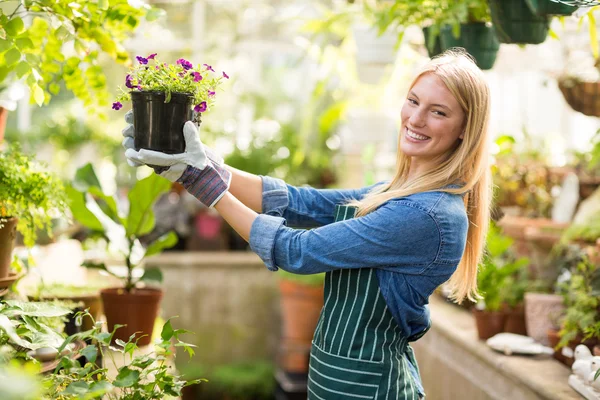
[308,205,424,400]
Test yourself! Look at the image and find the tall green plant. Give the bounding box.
[67,164,177,291]
[0,0,163,109]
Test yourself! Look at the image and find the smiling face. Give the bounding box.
[400,73,466,173]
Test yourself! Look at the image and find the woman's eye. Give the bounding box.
[408,98,417,105]
[433,110,446,117]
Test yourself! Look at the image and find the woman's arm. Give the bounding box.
[225,165,263,213]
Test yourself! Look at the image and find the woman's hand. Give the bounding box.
[124,116,231,208]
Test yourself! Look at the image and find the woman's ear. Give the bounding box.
[459,132,465,140]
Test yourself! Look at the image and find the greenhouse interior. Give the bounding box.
[1,0,600,399]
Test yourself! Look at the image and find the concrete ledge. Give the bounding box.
[413,295,578,400]
[146,251,265,269]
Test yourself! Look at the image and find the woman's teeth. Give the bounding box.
[406,128,429,141]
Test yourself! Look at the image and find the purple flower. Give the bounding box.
[137,85,143,90]
[147,53,157,60]
[176,58,193,70]
[204,64,215,72]
[208,90,215,97]
[222,71,229,79]
[125,74,134,89]
[194,101,207,113]
[192,72,203,82]
[136,56,148,65]
[112,102,123,110]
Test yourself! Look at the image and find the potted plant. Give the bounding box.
[113,53,228,154]
[277,270,325,374]
[473,223,529,340]
[0,145,66,279]
[67,163,178,346]
[525,0,577,16]
[488,0,550,44]
[554,254,600,367]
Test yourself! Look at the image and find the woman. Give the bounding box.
[124,49,491,399]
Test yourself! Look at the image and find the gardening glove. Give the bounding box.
[121,110,224,168]
[125,120,231,208]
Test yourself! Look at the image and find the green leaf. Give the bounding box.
[15,37,33,50]
[88,381,113,396]
[80,344,97,363]
[126,174,171,237]
[4,300,72,317]
[0,66,10,82]
[32,83,44,106]
[64,381,89,395]
[140,266,163,284]
[144,231,178,258]
[0,39,11,53]
[98,0,109,10]
[0,26,5,40]
[14,60,30,78]
[0,314,33,349]
[49,82,60,95]
[66,186,104,231]
[4,47,20,66]
[5,17,25,36]
[113,367,140,387]
[145,7,166,21]
[73,163,103,192]
[161,319,174,341]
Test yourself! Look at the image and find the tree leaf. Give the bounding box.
[88,380,113,396]
[161,318,174,341]
[126,174,171,237]
[80,344,97,363]
[73,163,103,192]
[32,83,44,106]
[113,367,140,388]
[4,300,72,317]
[64,381,89,395]
[0,26,5,40]
[14,60,30,78]
[5,16,25,36]
[0,315,33,349]
[144,231,178,258]
[4,47,20,65]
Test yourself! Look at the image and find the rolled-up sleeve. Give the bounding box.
[260,176,386,228]
[249,201,441,274]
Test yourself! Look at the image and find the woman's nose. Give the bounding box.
[408,108,426,128]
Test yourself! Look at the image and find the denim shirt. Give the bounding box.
[249,176,469,339]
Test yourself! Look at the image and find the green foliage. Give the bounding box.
[66,163,178,291]
[0,0,163,110]
[277,269,325,287]
[0,144,67,247]
[491,133,559,217]
[477,223,530,311]
[557,256,600,348]
[562,212,600,244]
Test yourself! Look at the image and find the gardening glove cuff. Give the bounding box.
[176,160,232,208]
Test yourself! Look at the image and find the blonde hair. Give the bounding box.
[350,49,492,304]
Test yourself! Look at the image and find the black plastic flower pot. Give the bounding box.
[131,91,194,154]
[422,26,443,59]
[440,23,500,70]
[489,0,550,44]
[525,0,577,16]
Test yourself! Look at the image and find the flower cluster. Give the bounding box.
[113,53,229,113]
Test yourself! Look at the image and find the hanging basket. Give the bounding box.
[525,0,577,16]
[422,26,443,59]
[558,78,600,117]
[489,0,550,44]
[439,23,500,70]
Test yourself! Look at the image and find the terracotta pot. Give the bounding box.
[278,280,324,343]
[594,345,600,357]
[503,304,528,336]
[278,279,323,373]
[472,309,506,340]
[0,217,17,280]
[524,293,564,346]
[547,329,598,367]
[101,287,163,346]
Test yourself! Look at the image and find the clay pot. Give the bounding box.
[503,304,528,336]
[0,217,18,280]
[594,345,600,357]
[101,287,163,346]
[547,329,598,367]
[524,293,564,346]
[473,309,506,340]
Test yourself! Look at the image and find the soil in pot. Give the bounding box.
[101,287,163,346]
[473,309,506,340]
[0,217,17,279]
[131,91,194,154]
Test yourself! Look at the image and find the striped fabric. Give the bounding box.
[177,163,231,207]
[308,205,423,400]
